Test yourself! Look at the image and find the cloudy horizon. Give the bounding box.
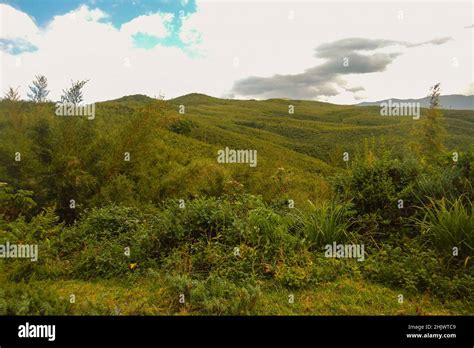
[0,0,472,104]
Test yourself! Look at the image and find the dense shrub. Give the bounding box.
[0,182,37,222]
[334,157,420,223]
[60,205,158,278]
[154,197,235,247]
[167,118,196,135]
[362,237,473,301]
[2,207,66,281]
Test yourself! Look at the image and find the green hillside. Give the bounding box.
[0,94,473,315]
[169,93,474,163]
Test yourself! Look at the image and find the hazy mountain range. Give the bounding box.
[357,95,474,110]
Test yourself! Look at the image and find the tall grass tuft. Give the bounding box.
[415,197,474,260]
[295,200,353,249]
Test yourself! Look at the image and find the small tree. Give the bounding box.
[429,83,441,109]
[3,87,21,101]
[412,83,447,160]
[27,75,50,102]
[61,79,89,105]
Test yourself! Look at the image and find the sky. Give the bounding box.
[0,0,472,104]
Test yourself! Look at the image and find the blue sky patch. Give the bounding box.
[1,0,197,50]
[1,0,196,27]
[0,38,38,55]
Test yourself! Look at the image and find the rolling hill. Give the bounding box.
[168,93,474,164]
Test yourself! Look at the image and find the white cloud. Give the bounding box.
[0,4,38,40]
[179,1,473,103]
[120,12,174,38]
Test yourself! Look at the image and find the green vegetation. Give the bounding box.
[0,90,473,315]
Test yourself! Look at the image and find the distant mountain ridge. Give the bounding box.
[357,94,474,110]
[108,93,473,110]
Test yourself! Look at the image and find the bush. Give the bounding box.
[2,207,66,281]
[0,182,37,222]
[167,118,196,135]
[362,237,473,301]
[60,205,157,278]
[156,197,234,246]
[333,157,421,236]
[245,206,292,245]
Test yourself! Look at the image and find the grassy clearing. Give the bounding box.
[2,275,468,316]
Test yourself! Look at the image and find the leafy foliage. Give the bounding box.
[0,92,473,314]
